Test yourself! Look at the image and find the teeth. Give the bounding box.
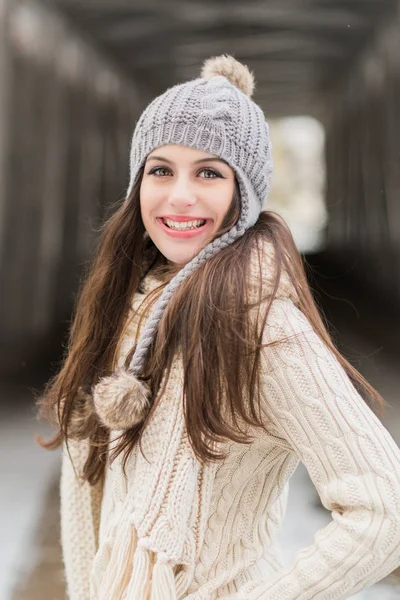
[163,218,206,230]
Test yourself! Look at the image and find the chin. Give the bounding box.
[163,250,197,266]
[158,241,205,267]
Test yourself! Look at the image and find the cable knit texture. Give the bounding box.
[60,244,400,599]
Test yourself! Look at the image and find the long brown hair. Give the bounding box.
[37,166,385,485]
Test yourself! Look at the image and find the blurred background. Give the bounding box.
[1,0,399,598]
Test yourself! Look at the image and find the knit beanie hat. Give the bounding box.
[92,54,273,430]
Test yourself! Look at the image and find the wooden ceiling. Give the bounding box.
[44,0,396,117]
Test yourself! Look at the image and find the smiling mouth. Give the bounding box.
[160,217,208,230]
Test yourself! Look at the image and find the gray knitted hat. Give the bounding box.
[92,55,273,430]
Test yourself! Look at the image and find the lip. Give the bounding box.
[160,215,209,222]
[156,217,211,239]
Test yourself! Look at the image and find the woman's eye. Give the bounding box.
[200,168,221,179]
[148,167,222,179]
[148,167,170,177]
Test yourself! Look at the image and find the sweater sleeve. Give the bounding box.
[233,298,400,600]
[60,439,103,600]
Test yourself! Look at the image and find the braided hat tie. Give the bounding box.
[92,54,273,430]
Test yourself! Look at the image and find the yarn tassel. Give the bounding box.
[123,544,153,599]
[150,556,177,600]
[96,513,137,600]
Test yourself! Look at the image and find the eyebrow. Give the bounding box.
[146,155,230,166]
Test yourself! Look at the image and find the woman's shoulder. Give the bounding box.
[248,237,298,305]
[137,237,298,303]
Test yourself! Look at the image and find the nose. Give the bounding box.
[167,175,196,209]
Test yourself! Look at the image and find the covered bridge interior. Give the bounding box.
[1,0,399,376]
[1,1,400,598]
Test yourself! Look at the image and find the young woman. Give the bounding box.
[39,55,400,600]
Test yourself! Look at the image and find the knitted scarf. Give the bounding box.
[89,351,218,599]
[88,240,295,599]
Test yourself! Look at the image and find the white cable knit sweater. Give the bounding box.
[60,262,400,600]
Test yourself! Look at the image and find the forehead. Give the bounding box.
[147,144,219,160]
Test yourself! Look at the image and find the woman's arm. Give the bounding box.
[234,298,400,600]
[60,439,103,600]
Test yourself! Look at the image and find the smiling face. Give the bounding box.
[140,144,236,266]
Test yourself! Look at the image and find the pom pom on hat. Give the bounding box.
[93,370,151,430]
[201,54,255,98]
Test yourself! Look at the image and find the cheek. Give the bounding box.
[139,183,157,223]
[215,187,235,225]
